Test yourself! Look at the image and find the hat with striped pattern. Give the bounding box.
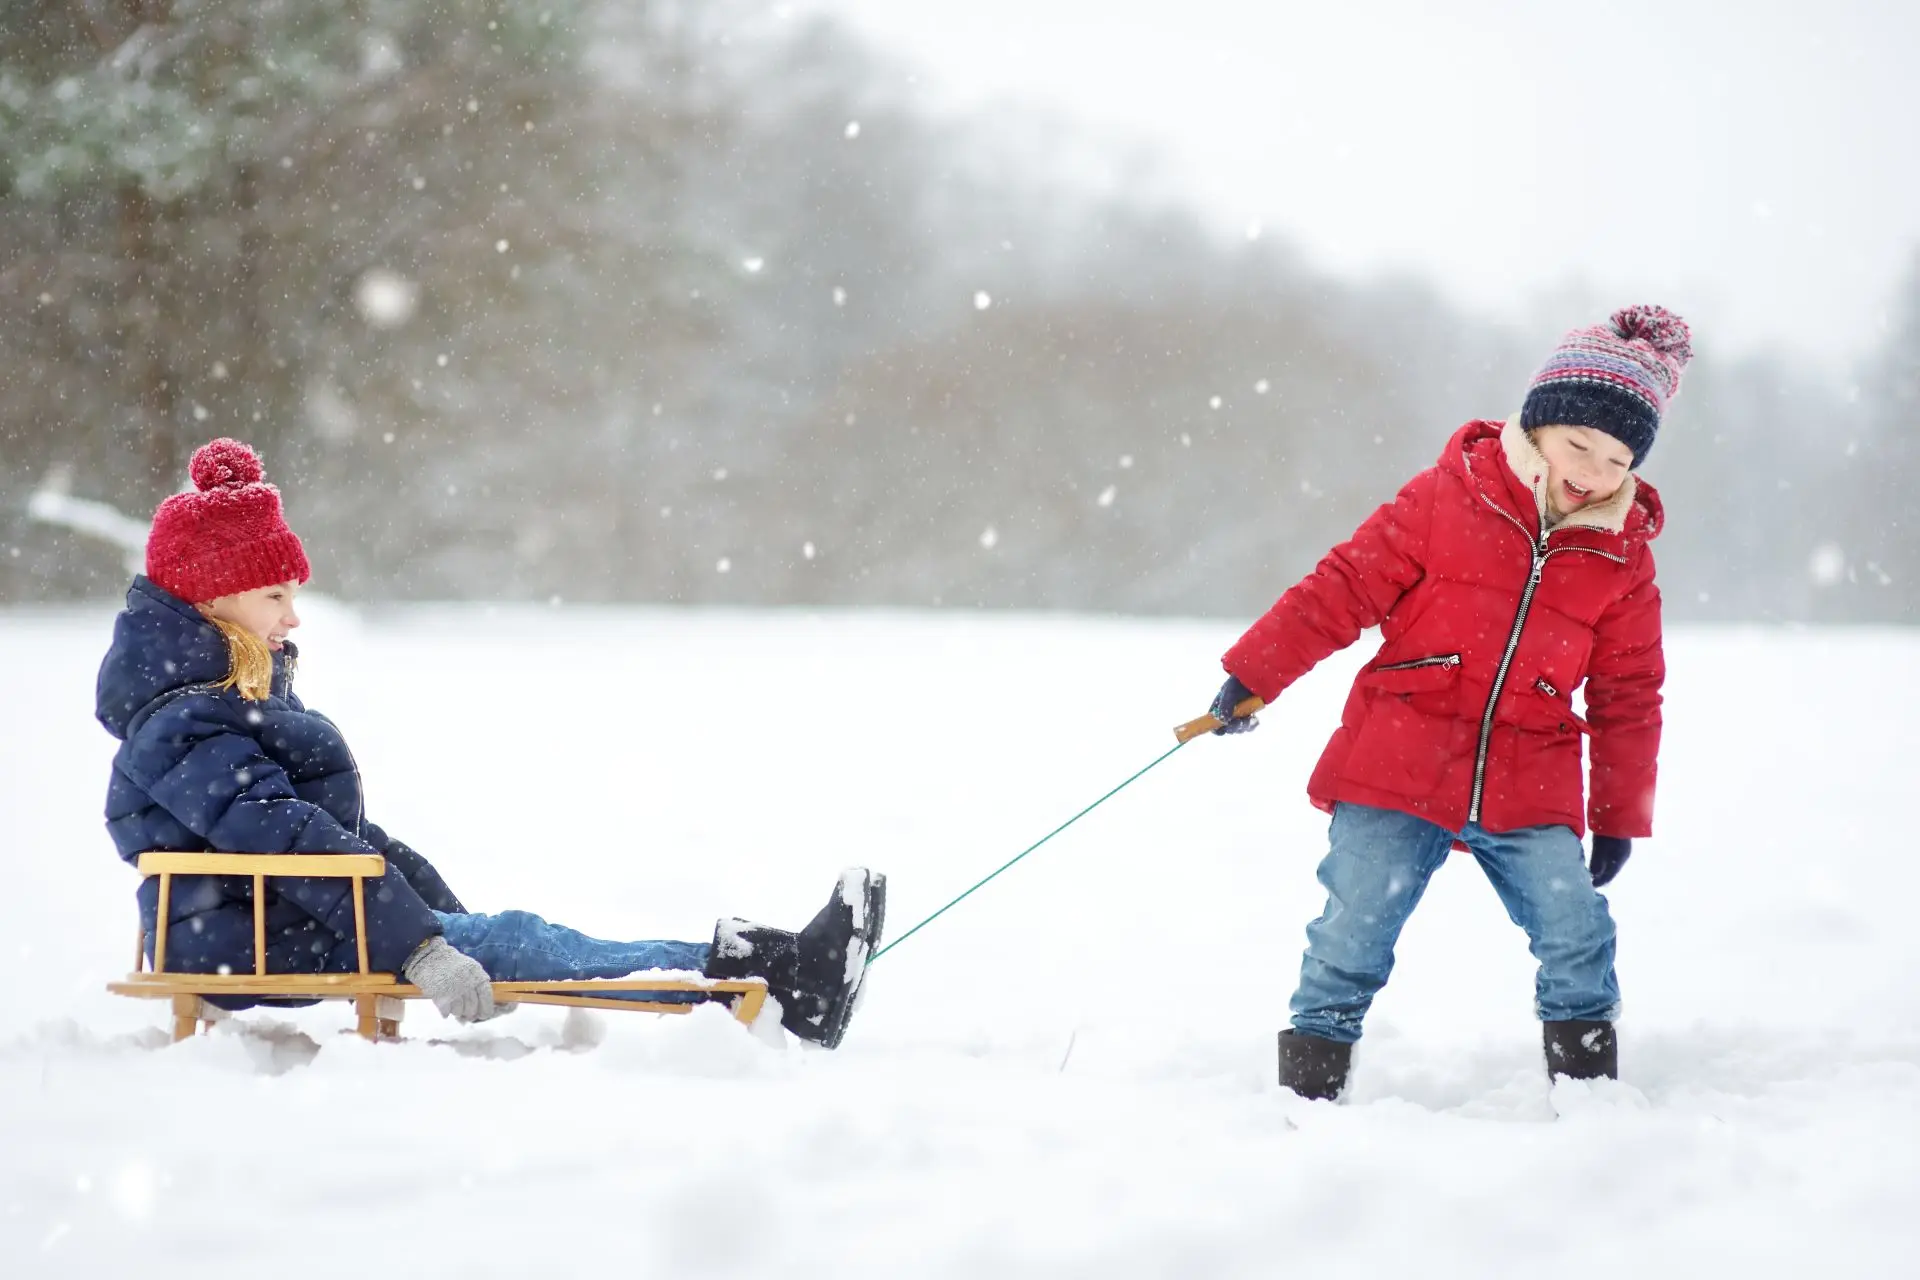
[1520,305,1693,468]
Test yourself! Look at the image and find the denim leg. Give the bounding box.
[1289,803,1456,1044]
[433,910,710,982]
[1459,823,1620,1023]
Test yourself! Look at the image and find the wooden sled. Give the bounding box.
[107,853,768,1043]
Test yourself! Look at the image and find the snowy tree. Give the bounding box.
[0,0,720,597]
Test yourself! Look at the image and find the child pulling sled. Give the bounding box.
[1205,306,1688,1097]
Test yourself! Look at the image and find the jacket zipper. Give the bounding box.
[1469,534,1546,823]
[1466,487,1627,824]
[1374,653,1462,672]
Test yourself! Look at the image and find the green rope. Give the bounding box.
[869,736,1194,962]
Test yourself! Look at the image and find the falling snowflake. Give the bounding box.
[979,526,999,550]
[716,557,732,574]
[1809,545,1845,586]
[802,541,816,561]
[742,257,765,274]
[355,270,419,328]
[844,121,861,139]
[974,291,992,311]
[1255,379,1270,395]
[1097,485,1117,508]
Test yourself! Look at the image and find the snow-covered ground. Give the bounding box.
[3,603,1917,1277]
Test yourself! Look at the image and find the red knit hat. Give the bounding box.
[145,439,311,603]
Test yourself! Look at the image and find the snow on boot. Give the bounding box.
[1543,1019,1618,1082]
[1278,1029,1352,1102]
[705,917,801,1022]
[703,869,886,1049]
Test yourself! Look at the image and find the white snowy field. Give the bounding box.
[2,602,1917,1278]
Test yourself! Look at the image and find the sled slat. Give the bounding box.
[486,978,758,995]
[136,853,386,878]
[488,993,729,1014]
[253,874,267,976]
[153,874,171,974]
[111,973,399,994]
[351,877,370,975]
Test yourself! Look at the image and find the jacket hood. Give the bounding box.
[95,576,294,741]
[1440,419,1664,545]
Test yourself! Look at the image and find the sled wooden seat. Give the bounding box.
[108,853,767,1042]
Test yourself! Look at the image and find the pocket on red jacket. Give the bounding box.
[1363,654,1460,690]
[1345,658,1464,795]
[1505,676,1591,736]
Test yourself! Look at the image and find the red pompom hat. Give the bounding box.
[145,439,311,604]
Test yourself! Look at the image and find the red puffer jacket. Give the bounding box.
[1224,417,1664,839]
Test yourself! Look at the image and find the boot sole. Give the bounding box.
[818,872,886,1050]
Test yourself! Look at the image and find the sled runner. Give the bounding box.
[106,853,769,1043]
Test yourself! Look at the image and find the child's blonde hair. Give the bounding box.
[199,612,275,702]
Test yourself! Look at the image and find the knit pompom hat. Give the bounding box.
[1519,305,1694,468]
[145,439,310,604]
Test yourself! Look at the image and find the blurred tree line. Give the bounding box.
[1,0,1911,622]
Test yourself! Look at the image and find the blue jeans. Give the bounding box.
[435,910,710,990]
[1290,803,1619,1044]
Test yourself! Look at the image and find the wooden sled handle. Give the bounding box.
[1173,696,1266,744]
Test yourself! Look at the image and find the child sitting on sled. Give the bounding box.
[97,439,883,1047]
[1204,306,1688,1097]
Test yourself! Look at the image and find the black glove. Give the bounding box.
[1588,835,1631,887]
[1210,674,1261,735]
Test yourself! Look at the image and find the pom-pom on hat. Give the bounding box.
[145,439,310,604]
[1520,305,1694,468]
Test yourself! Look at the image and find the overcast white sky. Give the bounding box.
[820,0,1920,374]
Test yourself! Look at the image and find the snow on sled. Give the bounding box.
[105,853,769,1043]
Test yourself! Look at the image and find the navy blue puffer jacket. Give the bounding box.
[97,578,462,991]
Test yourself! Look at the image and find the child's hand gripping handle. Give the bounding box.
[1173,695,1266,744]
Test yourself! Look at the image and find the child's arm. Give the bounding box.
[1223,469,1437,699]
[123,695,443,972]
[361,824,468,914]
[1584,565,1665,838]
[288,705,467,912]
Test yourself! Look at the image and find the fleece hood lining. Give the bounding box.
[1498,414,1637,536]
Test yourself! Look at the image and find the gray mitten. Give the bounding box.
[402,936,498,1022]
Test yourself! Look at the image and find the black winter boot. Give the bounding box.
[704,869,887,1048]
[1278,1029,1352,1101]
[1543,1019,1618,1081]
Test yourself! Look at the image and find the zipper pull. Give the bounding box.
[1529,550,1545,587]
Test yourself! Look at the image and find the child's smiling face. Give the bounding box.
[202,580,303,650]
[1533,425,1633,517]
